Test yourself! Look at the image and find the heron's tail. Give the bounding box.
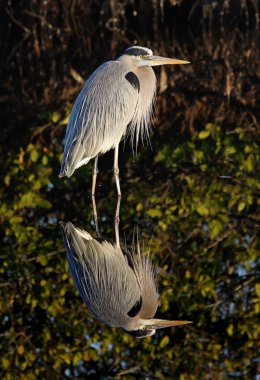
[58,170,66,178]
[58,154,91,178]
[60,222,92,250]
[58,160,69,178]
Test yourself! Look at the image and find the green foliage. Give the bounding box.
[1,144,53,245]
[0,121,259,379]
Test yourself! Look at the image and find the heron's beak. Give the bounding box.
[147,319,192,329]
[147,55,190,67]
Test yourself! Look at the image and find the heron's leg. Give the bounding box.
[113,145,121,196]
[115,195,121,248]
[91,194,100,237]
[92,156,99,196]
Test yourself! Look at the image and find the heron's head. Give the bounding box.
[123,318,192,339]
[122,46,190,67]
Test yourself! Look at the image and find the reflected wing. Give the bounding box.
[61,222,141,328]
[59,61,139,177]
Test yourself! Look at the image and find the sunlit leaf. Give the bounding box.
[51,112,60,123]
[160,335,169,348]
[227,324,234,336]
[237,201,246,212]
[198,130,210,139]
[196,204,209,216]
[224,146,236,155]
[147,209,162,218]
[30,148,39,163]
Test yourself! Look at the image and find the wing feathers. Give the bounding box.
[61,222,141,327]
[59,61,138,178]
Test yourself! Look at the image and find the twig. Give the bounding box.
[5,7,31,34]
[115,365,140,377]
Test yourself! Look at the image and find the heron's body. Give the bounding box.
[59,52,156,179]
[59,46,189,194]
[61,222,191,337]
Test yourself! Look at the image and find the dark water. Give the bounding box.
[0,1,259,379]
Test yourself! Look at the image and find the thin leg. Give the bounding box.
[115,195,121,248]
[91,194,100,237]
[113,145,121,196]
[92,156,99,196]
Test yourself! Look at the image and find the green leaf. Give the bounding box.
[159,336,169,348]
[227,324,234,336]
[198,130,210,139]
[42,155,48,165]
[72,352,82,366]
[243,155,254,172]
[224,146,236,155]
[209,219,223,239]
[4,175,10,186]
[147,209,162,218]
[2,358,10,369]
[196,204,209,216]
[237,201,246,212]
[17,345,25,355]
[51,112,60,123]
[30,148,39,162]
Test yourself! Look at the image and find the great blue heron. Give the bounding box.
[59,46,189,195]
[60,221,191,338]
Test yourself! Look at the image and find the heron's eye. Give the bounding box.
[140,55,148,60]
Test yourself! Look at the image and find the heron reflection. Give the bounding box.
[60,199,191,338]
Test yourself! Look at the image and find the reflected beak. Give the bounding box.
[147,55,190,66]
[147,319,192,329]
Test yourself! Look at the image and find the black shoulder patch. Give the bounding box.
[127,297,142,317]
[125,72,140,92]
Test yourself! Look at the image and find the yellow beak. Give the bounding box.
[147,55,190,66]
[147,319,192,329]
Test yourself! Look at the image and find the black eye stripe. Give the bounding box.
[123,47,150,56]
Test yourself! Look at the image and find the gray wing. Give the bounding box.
[59,61,139,178]
[61,222,141,328]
